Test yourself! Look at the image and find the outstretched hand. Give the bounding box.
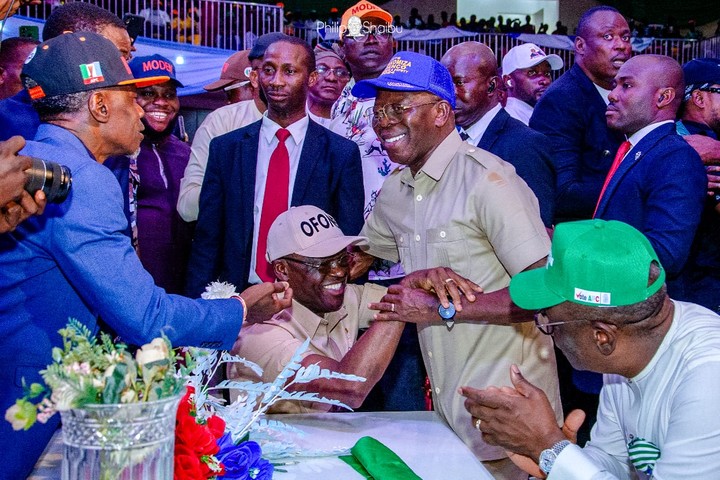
[400,266,483,309]
[459,365,570,460]
[369,284,440,323]
[240,281,293,324]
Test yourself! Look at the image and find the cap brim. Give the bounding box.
[203,78,235,91]
[352,77,425,99]
[545,54,564,70]
[508,268,566,310]
[271,236,368,262]
[121,76,171,88]
[361,11,393,26]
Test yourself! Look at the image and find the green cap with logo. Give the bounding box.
[509,219,665,310]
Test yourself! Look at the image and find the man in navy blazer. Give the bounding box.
[186,36,364,298]
[595,55,706,278]
[441,41,555,227]
[530,6,631,221]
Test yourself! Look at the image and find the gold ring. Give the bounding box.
[474,418,482,430]
[444,278,455,284]
[390,304,395,313]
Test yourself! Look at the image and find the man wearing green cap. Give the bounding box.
[461,219,720,479]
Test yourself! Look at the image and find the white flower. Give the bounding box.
[136,338,169,367]
[201,281,239,299]
[5,404,28,430]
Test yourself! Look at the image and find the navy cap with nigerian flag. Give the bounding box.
[509,220,665,310]
[21,31,169,100]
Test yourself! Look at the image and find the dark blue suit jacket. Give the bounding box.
[530,64,625,221]
[185,119,365,297]
[478,108,556,227]
[595,123,706,277]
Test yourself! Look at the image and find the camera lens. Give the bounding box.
[24,158,72,203]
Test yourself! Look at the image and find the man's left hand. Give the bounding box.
[459,364,567,460]
[369,284,441,323]
[400,266,482,309]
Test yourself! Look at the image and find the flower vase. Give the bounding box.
[60,395,181,480]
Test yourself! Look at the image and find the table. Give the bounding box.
[31,411,493,479]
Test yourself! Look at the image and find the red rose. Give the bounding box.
[174,444,204,480]
[206,414,226,439]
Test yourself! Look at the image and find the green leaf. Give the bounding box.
[28,383,46,399]
[103,362,128,404]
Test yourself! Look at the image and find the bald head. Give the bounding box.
[607,54,684,135]
[441,41,499,128]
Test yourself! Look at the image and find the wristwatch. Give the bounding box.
[437,301,456,328]
[538,439,571,475]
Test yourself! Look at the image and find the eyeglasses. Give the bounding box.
[315,65,351,80]
[344,29,392,43]
[534,310,588,335]
[283,253,351,275]
[370,102,438,127]
[700,87,720,95]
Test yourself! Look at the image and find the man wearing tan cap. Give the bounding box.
[203,50,254,105]
[228,205,403,413]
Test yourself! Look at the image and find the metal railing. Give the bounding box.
[15,0,719,69]
[18,0,283,50]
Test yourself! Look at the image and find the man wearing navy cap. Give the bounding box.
[0,32,290,477]
[462,219,720,479]
[352,50,561,479]
[129,54,194,294]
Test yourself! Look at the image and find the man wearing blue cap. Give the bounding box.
[352,50,561,479]
[0,32,290,477]
[462,219,720,479]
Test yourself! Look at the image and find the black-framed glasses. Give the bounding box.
[534,309,587,335]
[700,87,720,95]
[315,65,351,80]
[370,101,438,127]
[283,253,350,275]
[344,29,392,43]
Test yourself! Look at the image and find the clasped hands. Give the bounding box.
[368,266,483,323]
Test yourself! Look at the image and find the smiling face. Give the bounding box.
[576,10,631,89]
[136,81,179,134]
[276,250,350,315]
[372,89,451,175]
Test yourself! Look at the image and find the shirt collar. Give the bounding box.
[261,114,310,145]
[464,103,502,145]
[627,120,674,146]
[401,129,463,185]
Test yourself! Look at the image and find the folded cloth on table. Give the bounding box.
[339,436,422,479]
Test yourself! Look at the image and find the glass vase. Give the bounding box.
[60,395,181,480]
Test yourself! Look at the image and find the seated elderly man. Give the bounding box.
[461,219,720,479]
[229,205,475,413]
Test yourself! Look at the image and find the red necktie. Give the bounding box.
[593,140,632,218]
[256,128,291,281]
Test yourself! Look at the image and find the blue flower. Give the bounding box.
[215,434,268,480]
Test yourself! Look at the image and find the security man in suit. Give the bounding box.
[441,41,556,227]
[186,35,365,297]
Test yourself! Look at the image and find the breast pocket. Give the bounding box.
[426,226,469,270]
[396,232,414,273]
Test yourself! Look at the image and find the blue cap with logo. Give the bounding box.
[129,54,184,88]
[351,51,456,108]
[682,57,720,100]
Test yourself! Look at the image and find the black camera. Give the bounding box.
[24,158,72,203]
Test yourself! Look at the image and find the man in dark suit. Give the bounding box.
[441,41,555,227]
[186,36,364,298]
[595,54,706,278]
[530,6,631,221]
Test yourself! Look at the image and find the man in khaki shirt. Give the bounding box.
[352,51,562,480]
[228,205,402,413]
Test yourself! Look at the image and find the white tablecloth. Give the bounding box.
[31,410,493,479]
